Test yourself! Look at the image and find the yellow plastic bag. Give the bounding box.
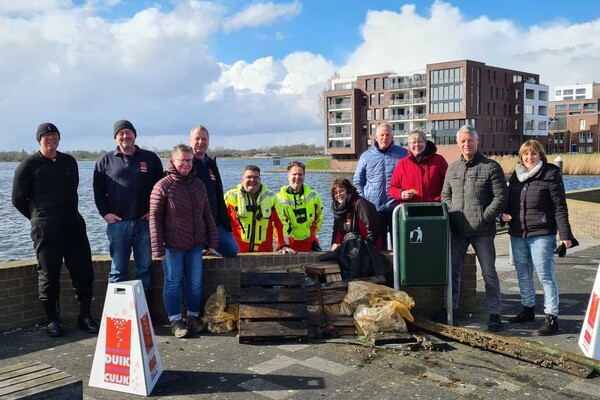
[202,285,239,333]
[340,281,415,322]
[353,301,408,335]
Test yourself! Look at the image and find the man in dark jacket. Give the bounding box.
[93,120,164,295]
[189,125,238,257]
[12,123,99,337]
[441,124,508,332]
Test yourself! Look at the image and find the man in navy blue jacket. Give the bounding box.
[93,120,164,296]
[189,125,238,257]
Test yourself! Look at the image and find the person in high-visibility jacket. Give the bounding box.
[277,161,324,252]
[225,165,296,253]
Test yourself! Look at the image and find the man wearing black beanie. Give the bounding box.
[12,123,99,337]
[93,120,163,309]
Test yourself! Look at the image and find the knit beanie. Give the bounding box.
[36,123,60,142]
[113,120,137,138]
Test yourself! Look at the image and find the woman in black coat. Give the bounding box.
[501,140,577,336]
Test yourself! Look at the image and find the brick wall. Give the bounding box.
[0,252,476,332]
[566,189,600,239]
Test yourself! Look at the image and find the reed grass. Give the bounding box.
[491,153,600,175]
[304,157,331,171]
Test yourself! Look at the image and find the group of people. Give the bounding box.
[12,120,575,339]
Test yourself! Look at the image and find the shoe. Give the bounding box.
[171,319,189,338]
[488,314,503,332]
[77,315,100,334]
[508,306,535,323]
[46,321,63,337]
[186,315,204,334]
[536,314,559,336]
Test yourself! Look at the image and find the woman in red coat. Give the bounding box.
[389,129,448,203]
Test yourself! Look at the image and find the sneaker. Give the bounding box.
[170,319,189,338]
[508,306,535,323]
[488,314,503,332]
[46,321,63,337]
[536,314,559,336]
[186,315,204,334]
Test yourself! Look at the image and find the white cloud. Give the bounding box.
[222,1,301,32]
[342,1,600,91]
[1,1,599,152]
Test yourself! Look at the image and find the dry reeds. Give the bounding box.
[491,154,600,176]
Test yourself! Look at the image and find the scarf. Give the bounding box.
[333,193,356,224]
[515,160,543,182]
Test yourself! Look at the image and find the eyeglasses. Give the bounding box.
[175,158,194,164]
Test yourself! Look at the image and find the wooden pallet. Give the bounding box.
[0,361,82,400]
[241,261,343,282]
[238,272,307,343]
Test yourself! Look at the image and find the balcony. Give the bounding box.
[328,117,352,124]
[389,113,427,122]
[328,100,351,110]
[388,80,427,90]
[389,97,426,106]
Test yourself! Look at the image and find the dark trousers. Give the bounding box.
[377,211,393,250]
[31,215,94,306]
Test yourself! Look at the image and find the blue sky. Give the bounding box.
[1,0,599,151]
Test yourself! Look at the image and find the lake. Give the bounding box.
[2,159,599,262]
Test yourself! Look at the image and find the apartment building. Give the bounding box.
[323,59,548,169]
[548,83,600,154]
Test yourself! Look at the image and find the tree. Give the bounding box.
[316,71,340,121]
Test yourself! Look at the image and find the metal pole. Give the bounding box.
[553,156,563,174]
[392,204,401,290]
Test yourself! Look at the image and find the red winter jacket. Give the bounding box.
[149,161,218,258]
[389,141,448,203]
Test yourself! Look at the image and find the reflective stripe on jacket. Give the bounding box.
[224,183,285,252]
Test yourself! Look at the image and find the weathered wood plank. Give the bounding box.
[240,303,308,319]
[306,290,347,305]
[239,288,306,303]
[239,320,308,338]
[305,275,386,292]
[0,362,82,400]
[241,272,305,287]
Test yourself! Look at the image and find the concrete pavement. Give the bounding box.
[1,234,599,399]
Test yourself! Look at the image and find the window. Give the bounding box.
[370,124,377,135]
[537,121,546,130]
[370,94,375,105]
[365,79,372,90]
[375,109,381,120]
[515,90,521,99]
[576,88,586,94]
[384,108,389,119]
[361,95,367,106]
[383,77,388,89]
[569,104,581,111]
[563,96,573,100]
[366,110,371,120]
[515,105,520,114]
[379,93,384,105]
[555,104,567,111]
[556,89,562,96]
[580,119,586,130]
[374,78,379,90]
[525,89,534,99]
[362,124,367,135]
[563,89,573,95]
[538,105,547,115]
[576,95,586,100]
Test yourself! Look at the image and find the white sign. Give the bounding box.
[579,264,600,360]
[90,281,163,396]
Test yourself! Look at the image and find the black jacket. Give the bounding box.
[193,155,232,231]
[506,162,574,240]
[319,232,391,280]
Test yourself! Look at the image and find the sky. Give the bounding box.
[1,0,599,152]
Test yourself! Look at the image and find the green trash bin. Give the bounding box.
[392,202,449,287]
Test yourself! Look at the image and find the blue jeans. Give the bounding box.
[451,233,502,315]
[215,224,238,258]
[510,235,558,316]
[107,220,153,290]
[162,245,204,321]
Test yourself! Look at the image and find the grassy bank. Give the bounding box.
[304,157,331,170]
[491,154,600,175]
